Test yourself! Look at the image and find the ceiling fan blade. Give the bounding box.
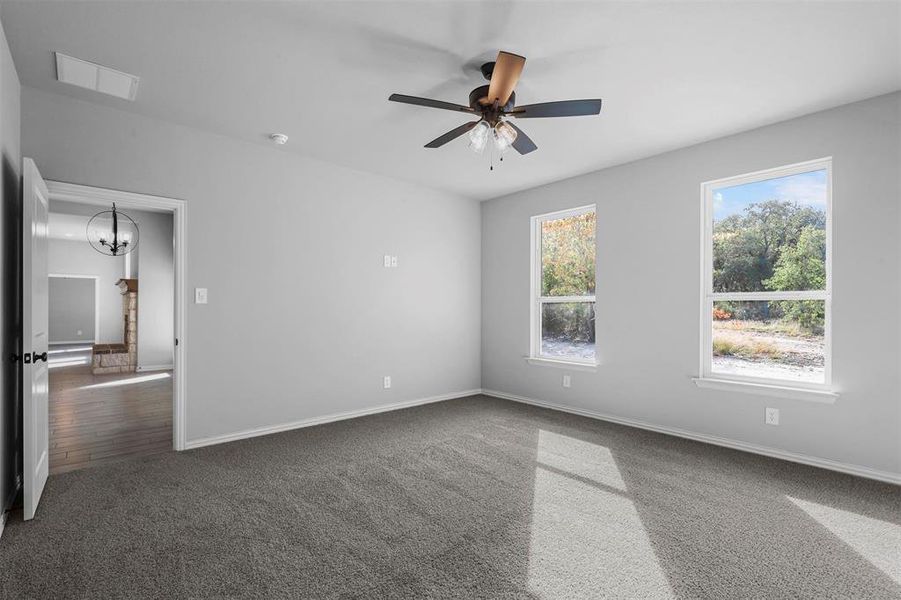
[509,99,602,118]
[486,51,526,106]
[508,123,537,155]
[424,122,480,148]
[389,93,474,114]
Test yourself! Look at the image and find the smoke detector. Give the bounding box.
[269,133,289,145]
[55,52,139,101]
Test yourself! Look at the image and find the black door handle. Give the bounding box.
[9,352,48,363]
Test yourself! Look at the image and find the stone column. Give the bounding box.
[117,278,139,372]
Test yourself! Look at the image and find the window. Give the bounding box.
[530,205,597,365]
[701,159,831,388]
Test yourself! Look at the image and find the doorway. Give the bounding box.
[20,163,186,519]
[46,198,176,474]
[44,181,187,474]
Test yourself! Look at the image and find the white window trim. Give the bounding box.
[698,157,836,397]
[529,204,598,368]
[692,377,838,403]
[524,357,599,372]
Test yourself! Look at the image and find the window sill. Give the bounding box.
[692,377,839,403]
[525,357,599,372]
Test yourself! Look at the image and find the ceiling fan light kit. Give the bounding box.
[389,50,602,169]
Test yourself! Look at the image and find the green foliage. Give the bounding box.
[764,226,826,291]
[543,302,596,344]
[539,212,596,342]
[764,226,826,331]
[713,199,826,333]
[713,199,825,293]
[541,212,596,297]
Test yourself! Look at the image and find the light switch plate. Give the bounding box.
[195,287,208,304]
[562,375,571,388]
[383,376,391,389]
[383,255,391,268]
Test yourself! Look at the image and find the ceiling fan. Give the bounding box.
[388,51,602,159]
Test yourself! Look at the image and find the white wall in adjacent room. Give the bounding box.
[48,276,95,343]
[21,87,482,445]
[47,237,124,344]
[129,208,174,371]
[481,92,901,477]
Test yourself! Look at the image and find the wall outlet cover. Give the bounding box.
[383,375,391,389]
[765,407,780,425]
[563,375,571,388]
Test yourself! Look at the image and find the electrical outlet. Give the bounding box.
[383,255,392,268]
[194,288,208,304]
[383,376,391,389]
[390,255,398,268]
[562,375,571,388]
[765,407,779,426]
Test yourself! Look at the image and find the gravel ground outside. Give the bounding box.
[712,321,825,383]
[541,337,596,361]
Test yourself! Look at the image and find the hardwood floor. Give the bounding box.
[48,345,173,475]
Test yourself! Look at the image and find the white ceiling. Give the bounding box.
[2,1,899,200]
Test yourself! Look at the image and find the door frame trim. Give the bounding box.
[46,181,187,451]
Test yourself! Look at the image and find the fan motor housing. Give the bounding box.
[469,85,515,114]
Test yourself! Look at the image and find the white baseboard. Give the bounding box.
[183,389,483,450]
[482,389,901,485]
[136,364,174,372]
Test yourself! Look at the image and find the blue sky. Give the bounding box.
[713,169,827,222]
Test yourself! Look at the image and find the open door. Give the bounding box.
[22,158,50,520]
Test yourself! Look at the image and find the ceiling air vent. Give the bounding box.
[54,52,139,101]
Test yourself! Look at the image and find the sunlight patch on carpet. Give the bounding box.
[528,430,672,598]
[787,496,901,585]
[536,429,627,491]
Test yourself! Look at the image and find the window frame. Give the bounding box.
[529,204,598,367]
[699,157,833,391]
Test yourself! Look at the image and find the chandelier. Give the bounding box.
[87,203,139,256]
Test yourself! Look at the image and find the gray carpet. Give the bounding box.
[0,395,898,599]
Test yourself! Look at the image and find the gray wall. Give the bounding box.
[482,92,901,476]
[130,208,174,370]
[22,86,482,443]
[47,237,124,344]
[0,15,19,512]
[48,276,94,342]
